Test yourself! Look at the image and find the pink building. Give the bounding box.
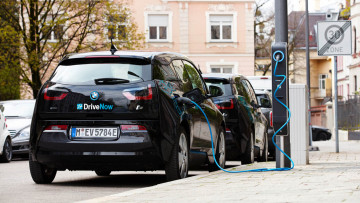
[128,0,255,75]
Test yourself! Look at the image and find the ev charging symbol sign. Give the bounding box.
[317,21,352,56]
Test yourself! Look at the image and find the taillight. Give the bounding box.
[44,85,68,100]
[44,125,68,131]
[123,84,153,100]
[225,128,231,133]
[121,125,147,132]
[216,100,234,110]
[261,77,269,79]
[270,111,273,127]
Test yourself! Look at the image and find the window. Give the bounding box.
[106,14,127,40]
[256,64,267,71]
[338,85,343,96]
[171,60,192,93]
[355,75,358,92]
[209,15,233,41]
[354,27,357,54]
[153,60,178,81]
[319,74,328,90]
[337,56,343,71]
[51,62,152,85]
[42,21,64,42]
[210,65,233,74]
[183,60,207,95]
[148,14,168,41]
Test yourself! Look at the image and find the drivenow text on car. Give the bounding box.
[317,21,352,56]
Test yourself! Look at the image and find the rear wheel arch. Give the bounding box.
[180,121,191,147]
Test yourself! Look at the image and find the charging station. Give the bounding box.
[271,43,289,136]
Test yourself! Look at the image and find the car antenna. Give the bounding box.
[197,64,202,74]
[110,38,117,55]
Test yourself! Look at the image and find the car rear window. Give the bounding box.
[204,79,232,96]
[51,59,152,85]
[1,101,35,118]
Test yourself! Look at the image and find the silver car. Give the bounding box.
[0,105,12,162]
[0,100,35,155]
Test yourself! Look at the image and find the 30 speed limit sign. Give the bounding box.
[317,21,352,56]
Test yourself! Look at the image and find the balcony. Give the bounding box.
[313,88,332,99]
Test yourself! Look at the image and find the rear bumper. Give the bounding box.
[36,150,163,171]
[33,120,164,171]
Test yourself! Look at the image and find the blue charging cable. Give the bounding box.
[188,50,294,173]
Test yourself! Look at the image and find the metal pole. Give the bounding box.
[305,0,313,146]
[334,56,339,153]
[274,0,291,168]
[275,0,288,43]
[305,0,319,151]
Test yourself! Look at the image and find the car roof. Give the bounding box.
[0,99,36,104]
[202,73,246,81]
[64,51,188,60]
[255,90,268,94]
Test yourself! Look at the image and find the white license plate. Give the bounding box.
[71,127,118,138]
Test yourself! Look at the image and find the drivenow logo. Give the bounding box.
[76,91,114,111]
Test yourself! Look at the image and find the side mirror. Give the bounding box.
[260,98,271,108]
[183,88,205,104]
[208,85,223,97]
[251,100,260,109]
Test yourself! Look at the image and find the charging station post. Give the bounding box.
[272,0,291,168]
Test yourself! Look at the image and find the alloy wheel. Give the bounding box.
[4,139,12,161]
[178,133,188,178]
[218,131,226,168]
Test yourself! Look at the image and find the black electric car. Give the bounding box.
[29,50,226,184]
[203,74,268,164]
[255,90,275,158]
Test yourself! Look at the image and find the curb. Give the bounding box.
[77,162,273,203]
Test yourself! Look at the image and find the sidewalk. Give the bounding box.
[80,140,360,202]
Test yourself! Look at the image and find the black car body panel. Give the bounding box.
[312,125,332,141]
[255,90,276,157]
[30,51,225,172]
[203,74,268,160]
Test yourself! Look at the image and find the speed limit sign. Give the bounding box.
[317,21,352,56]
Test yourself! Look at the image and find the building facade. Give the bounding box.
[128,0,255,75]
[349,0,360,95]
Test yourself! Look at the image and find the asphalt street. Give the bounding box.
[0,157,232,203]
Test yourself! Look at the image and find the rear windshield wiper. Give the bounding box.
[128,71,144,81]
[94,78,130,85]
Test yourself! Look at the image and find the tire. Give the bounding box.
[209,129,226,172]
[165,127,189,181]
[29,152,57,184]
[0,138,12,163]
[241,131,254,165]
[259,132,268,162]
[95,170,111,176]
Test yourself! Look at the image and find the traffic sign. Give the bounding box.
[317,21,352,56]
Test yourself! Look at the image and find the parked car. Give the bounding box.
[0,100,35,156]
[246,76,272,93]
[29,50,226,184]
[203,73,268,164]
[0,104,12,162]
[255,90,275,158]
[312,126,332,141]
